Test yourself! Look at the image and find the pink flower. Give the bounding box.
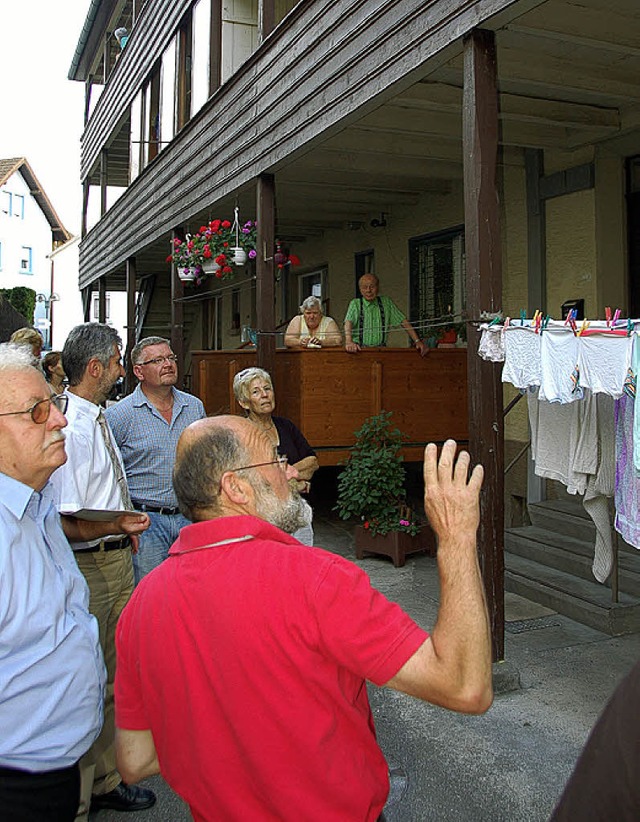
[399,519,409,527]
[248,249,257,259]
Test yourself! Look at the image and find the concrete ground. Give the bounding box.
[91,510,640,821]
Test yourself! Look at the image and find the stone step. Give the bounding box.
[529,499,598,543]
[505,552,640,636]
[506,526,640,598]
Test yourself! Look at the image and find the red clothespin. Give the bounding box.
[605,306,612,327]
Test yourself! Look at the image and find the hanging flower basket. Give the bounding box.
[230,247,247,267]
[166,208,257,283]
[178,267,198,283]
[202,259,222,276]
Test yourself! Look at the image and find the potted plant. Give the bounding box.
[437,308,467,347]
[335,411,434,567]
[167,214,257,285]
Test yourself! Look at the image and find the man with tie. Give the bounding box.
[50,323,155,818]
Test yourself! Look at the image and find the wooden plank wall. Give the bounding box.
[192,347,468,465]
[78,0,516,286]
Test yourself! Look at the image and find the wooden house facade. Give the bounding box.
[69,0,640,655]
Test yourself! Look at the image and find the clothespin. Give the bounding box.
[628,318,634,337]
[520,310,526,326]
[578,319,590,336]
[504,317,511,329]
[605,306,612,327]
[612,309,621,327]
[540,315,551,335]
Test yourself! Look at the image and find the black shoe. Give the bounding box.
[91,782,156,812]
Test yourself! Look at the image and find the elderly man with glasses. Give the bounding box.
[114,416,492,822]
[105,336,205,583]
[0,343,147,822]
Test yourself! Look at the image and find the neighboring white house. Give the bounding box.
[1,157,126,350]
[50,235,127,351]
[0,157,70,347]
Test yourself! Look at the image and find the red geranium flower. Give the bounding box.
[221,220,231,229]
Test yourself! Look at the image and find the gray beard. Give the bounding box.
[251,476,307,534]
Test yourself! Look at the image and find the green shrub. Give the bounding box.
[335,411,420,536]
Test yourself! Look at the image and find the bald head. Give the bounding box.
[173,416,252,521]
[173,416,306,533]
[358,273,379,301]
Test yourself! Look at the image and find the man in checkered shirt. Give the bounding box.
[105,337,205,583]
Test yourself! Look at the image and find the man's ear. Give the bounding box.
[133,364,144,382]
[87,357,103,379]
[219,471,251,506]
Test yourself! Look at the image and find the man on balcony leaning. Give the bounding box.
[344,273,428,355]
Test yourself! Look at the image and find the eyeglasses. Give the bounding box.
[230,455,289,473]
[0,393,68,424]
[137,354,178,367]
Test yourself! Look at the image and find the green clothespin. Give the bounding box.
[520,310,526,326]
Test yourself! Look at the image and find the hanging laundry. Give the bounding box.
[578,333,633,398]
[614,393,640,550]
[528,388,615,582]
[501,325,540,388]
[478,325,505,362]
[539,326,582,403]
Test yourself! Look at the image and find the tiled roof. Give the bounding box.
[0,157,71,244]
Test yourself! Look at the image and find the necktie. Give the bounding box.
[97,409,133,510]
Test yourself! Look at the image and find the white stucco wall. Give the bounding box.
[50,236,127,353]
[0,170,53,299]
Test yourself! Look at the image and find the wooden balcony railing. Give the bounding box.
[191,347,468,465]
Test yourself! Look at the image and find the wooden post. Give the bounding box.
[256,174,276,377]
[100,149,108,216]
[171,230,186,387]
[98,277,107,323]
[463,29,505,661]
[125,257,137,393]
[259,0,276,43]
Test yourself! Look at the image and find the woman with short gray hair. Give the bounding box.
[233,367,319,545]
[284,296,342,349]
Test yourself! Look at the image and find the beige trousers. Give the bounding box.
[74,546,135,821]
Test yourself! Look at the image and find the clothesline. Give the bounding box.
[478,315,640,586]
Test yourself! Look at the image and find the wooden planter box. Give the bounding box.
[354,525,436,568]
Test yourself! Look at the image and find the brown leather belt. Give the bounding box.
[78,536,132,553]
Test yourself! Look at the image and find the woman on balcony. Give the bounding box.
[284,296,342,349]
[233,367,319,545]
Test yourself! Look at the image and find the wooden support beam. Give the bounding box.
[462,29,505,662]
[98,278,107,323]
[259,0,275,44]
[126,257,137,394]
[171,230,186,387]
[82,287,92,323]
[256,174,276,377]
[210,0,222,95]
[100,149,108,217]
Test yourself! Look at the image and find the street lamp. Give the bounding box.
[35,292,60,350]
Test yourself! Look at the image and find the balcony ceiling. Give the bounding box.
[91,0,640,288]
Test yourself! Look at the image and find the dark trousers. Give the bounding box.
[0,762,80,822]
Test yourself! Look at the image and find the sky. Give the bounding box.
[0,1,92,236]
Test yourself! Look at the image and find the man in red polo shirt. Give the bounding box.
[114,416,492,822]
